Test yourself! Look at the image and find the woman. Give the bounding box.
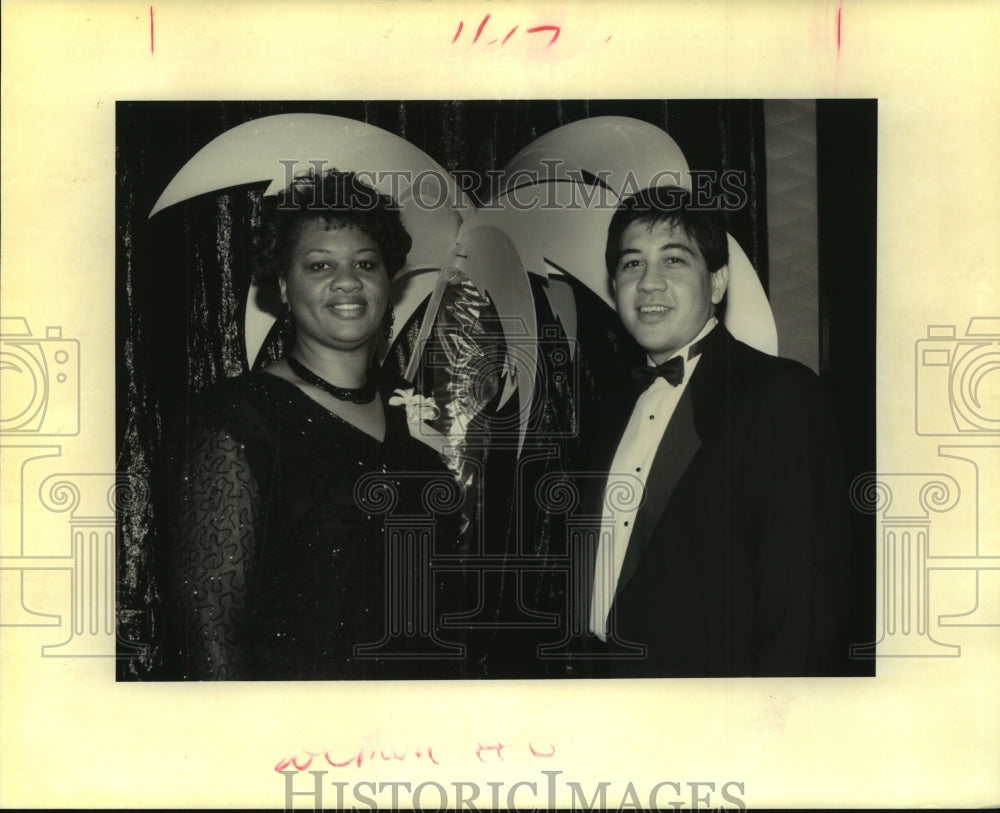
[167,170,461,680]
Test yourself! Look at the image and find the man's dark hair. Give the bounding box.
[605,186,729,278]
[255,169,412,286]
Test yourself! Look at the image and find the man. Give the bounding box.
[584,186,851,677]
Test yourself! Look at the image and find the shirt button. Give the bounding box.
[649,415,655,420]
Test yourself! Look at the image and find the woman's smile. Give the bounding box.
[326,299,368,317]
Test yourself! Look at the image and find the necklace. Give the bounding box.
[286,355,377,404]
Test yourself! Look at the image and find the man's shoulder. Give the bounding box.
[711,329,821,391]
[690,329,828,429]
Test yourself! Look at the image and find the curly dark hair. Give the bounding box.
[254,169,413,286]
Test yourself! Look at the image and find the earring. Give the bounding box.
[382,303,396,340]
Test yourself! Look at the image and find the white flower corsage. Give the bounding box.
[389,388,441,424]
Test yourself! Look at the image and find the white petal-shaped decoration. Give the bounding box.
[501,116,692,196]
[150,113,467,276]
[148,113,473,368]
[489,117,778,355]
[383,268,439,363]
[406,225,536,456]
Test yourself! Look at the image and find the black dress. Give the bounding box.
[167,369,465,680]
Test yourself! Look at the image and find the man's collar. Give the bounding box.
[645,317,719,367]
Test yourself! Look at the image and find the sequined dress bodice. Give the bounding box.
[168,370,456,680]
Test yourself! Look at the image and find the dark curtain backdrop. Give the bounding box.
[116,100,771,679]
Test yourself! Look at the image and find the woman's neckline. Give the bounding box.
[285,354,377,404]
[255,368,388,444]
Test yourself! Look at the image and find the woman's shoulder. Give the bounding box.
[188,371,293,437]
[164,373,285,479]
[196,369,294,404]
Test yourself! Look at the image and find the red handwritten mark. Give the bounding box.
[835,5,842,50]
[278,745,440,772]
[473,14,491,44]
[274,750,321,772]
[526,25,561,46]
[324,750,363,768]
[449,18,597,56]
[528,742,556,758]
[414,747,440,765]
[476,742,510,762]
[149,6,155,55]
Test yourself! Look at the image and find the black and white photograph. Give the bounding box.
[116,99,876,683]
[2,2,998,810]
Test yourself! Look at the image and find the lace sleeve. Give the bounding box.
[169,420,260,680]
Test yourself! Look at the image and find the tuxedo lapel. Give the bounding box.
[614,382,701,597]
[611,327,733,598]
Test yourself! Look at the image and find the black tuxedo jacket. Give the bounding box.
[582,326,852,677]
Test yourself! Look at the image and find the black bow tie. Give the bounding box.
[631,333,710,392]
[632,355,685,390]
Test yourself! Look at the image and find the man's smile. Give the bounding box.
[636,303,674,321]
